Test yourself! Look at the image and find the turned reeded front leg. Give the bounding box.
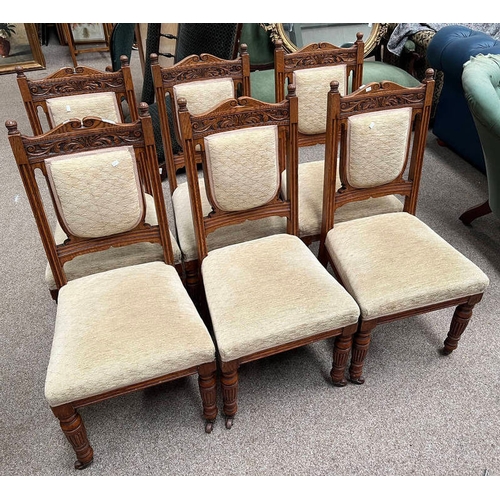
[51,404,93,470]
[220,359,239,429]
[331,327,355,387]
[349,320,376,385]
[443,299,480,355]
[198,361,218,433]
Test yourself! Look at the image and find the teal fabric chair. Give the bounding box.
[460,53,500,223]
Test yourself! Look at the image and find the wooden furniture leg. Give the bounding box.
[349,320,376,385]
[220,359,239,429]
[198,361,218,433]
[51,404,93,470]
[331,327,355,387]
[459,200,492,225]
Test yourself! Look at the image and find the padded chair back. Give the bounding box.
[274,37,364,147]
[178,90,299,262]
[321,70,435,238]
[7,104,175,291]
[462,53,500,218]
[151,46,251,193]
[16,57,138,136]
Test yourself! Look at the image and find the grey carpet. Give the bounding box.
[1,32,499,477]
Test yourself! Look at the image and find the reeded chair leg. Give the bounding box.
[51,404,93,470]
[198,361,218,433]
[349,320,376,385]
[331,326,356,386]
[442,299,481,355]
[220,359,239,429]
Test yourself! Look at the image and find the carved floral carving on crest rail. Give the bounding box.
[162,64,243,85]
[190,109,290,137]
[24,130,143,160]
[28,76,126,98]
[286,51,357,69]
[340,92,426,113]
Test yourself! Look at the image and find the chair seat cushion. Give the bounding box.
[282,160,404,238]
[172,180,286,261]
[45,261,215,407]
[325,212,490,321]
[45,193,182,290]
[202,234,360,362]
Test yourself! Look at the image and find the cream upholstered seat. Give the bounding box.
[7,107,218,470]
[179,91,360,429]
[319,74,489,384]
[325,212,489,321]
[45,261,214,407]
[150,47,251,190]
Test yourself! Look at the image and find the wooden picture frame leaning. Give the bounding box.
[0,23,45,75]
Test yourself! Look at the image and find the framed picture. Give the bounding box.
[0,23,46,75]
[69,23,109,44]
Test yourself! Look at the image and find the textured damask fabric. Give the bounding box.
[293,65,347,135]
[172,179,286,261]
[325,212,490,321]
[202,233,360,362]
[45,146,144,238]
[46,92,122,126]
[45,194,182,289]
[204,125,280,211]
[173,78,235,116]
[347,108,411,188]
[281,160,403,237]
[44,262,215,406]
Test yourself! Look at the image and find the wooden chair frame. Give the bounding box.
[319,71,485,384]
[179,90,358,428]
[16,55,138,136]
[274,35,364,148]
[7,106,218,468]
[151,44,251,193]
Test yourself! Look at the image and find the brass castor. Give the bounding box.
[332,377,348,387]
[74,458,93,470]
[225,417,234,430]
[349,376,365,385]
[205,420,214,433]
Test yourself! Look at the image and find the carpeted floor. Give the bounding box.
[1,29,499,478]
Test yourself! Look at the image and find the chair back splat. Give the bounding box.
[150,44,251,191]
[6,104,218,469]
[178,88,360,428]
[16,55,138,136]
[318,70,489,385]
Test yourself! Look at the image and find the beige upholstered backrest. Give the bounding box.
[46,92,122,126]
[45,145,145,238]
[346,107,412,188]
[173,78,235,116]
[204,125,280,212]
[294,65,347,135]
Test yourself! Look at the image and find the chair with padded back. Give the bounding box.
[6,105,218,470]
[15,57,183,300]
[151,45,251,193]
[152,45,288,304]
[143,23,242,172]
[318,72,489,385]
[178,89,360,429]
[16,56,138,136]
[274,37,405,245]
[460,53,500,225]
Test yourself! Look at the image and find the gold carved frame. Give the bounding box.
[262,23,387,57]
